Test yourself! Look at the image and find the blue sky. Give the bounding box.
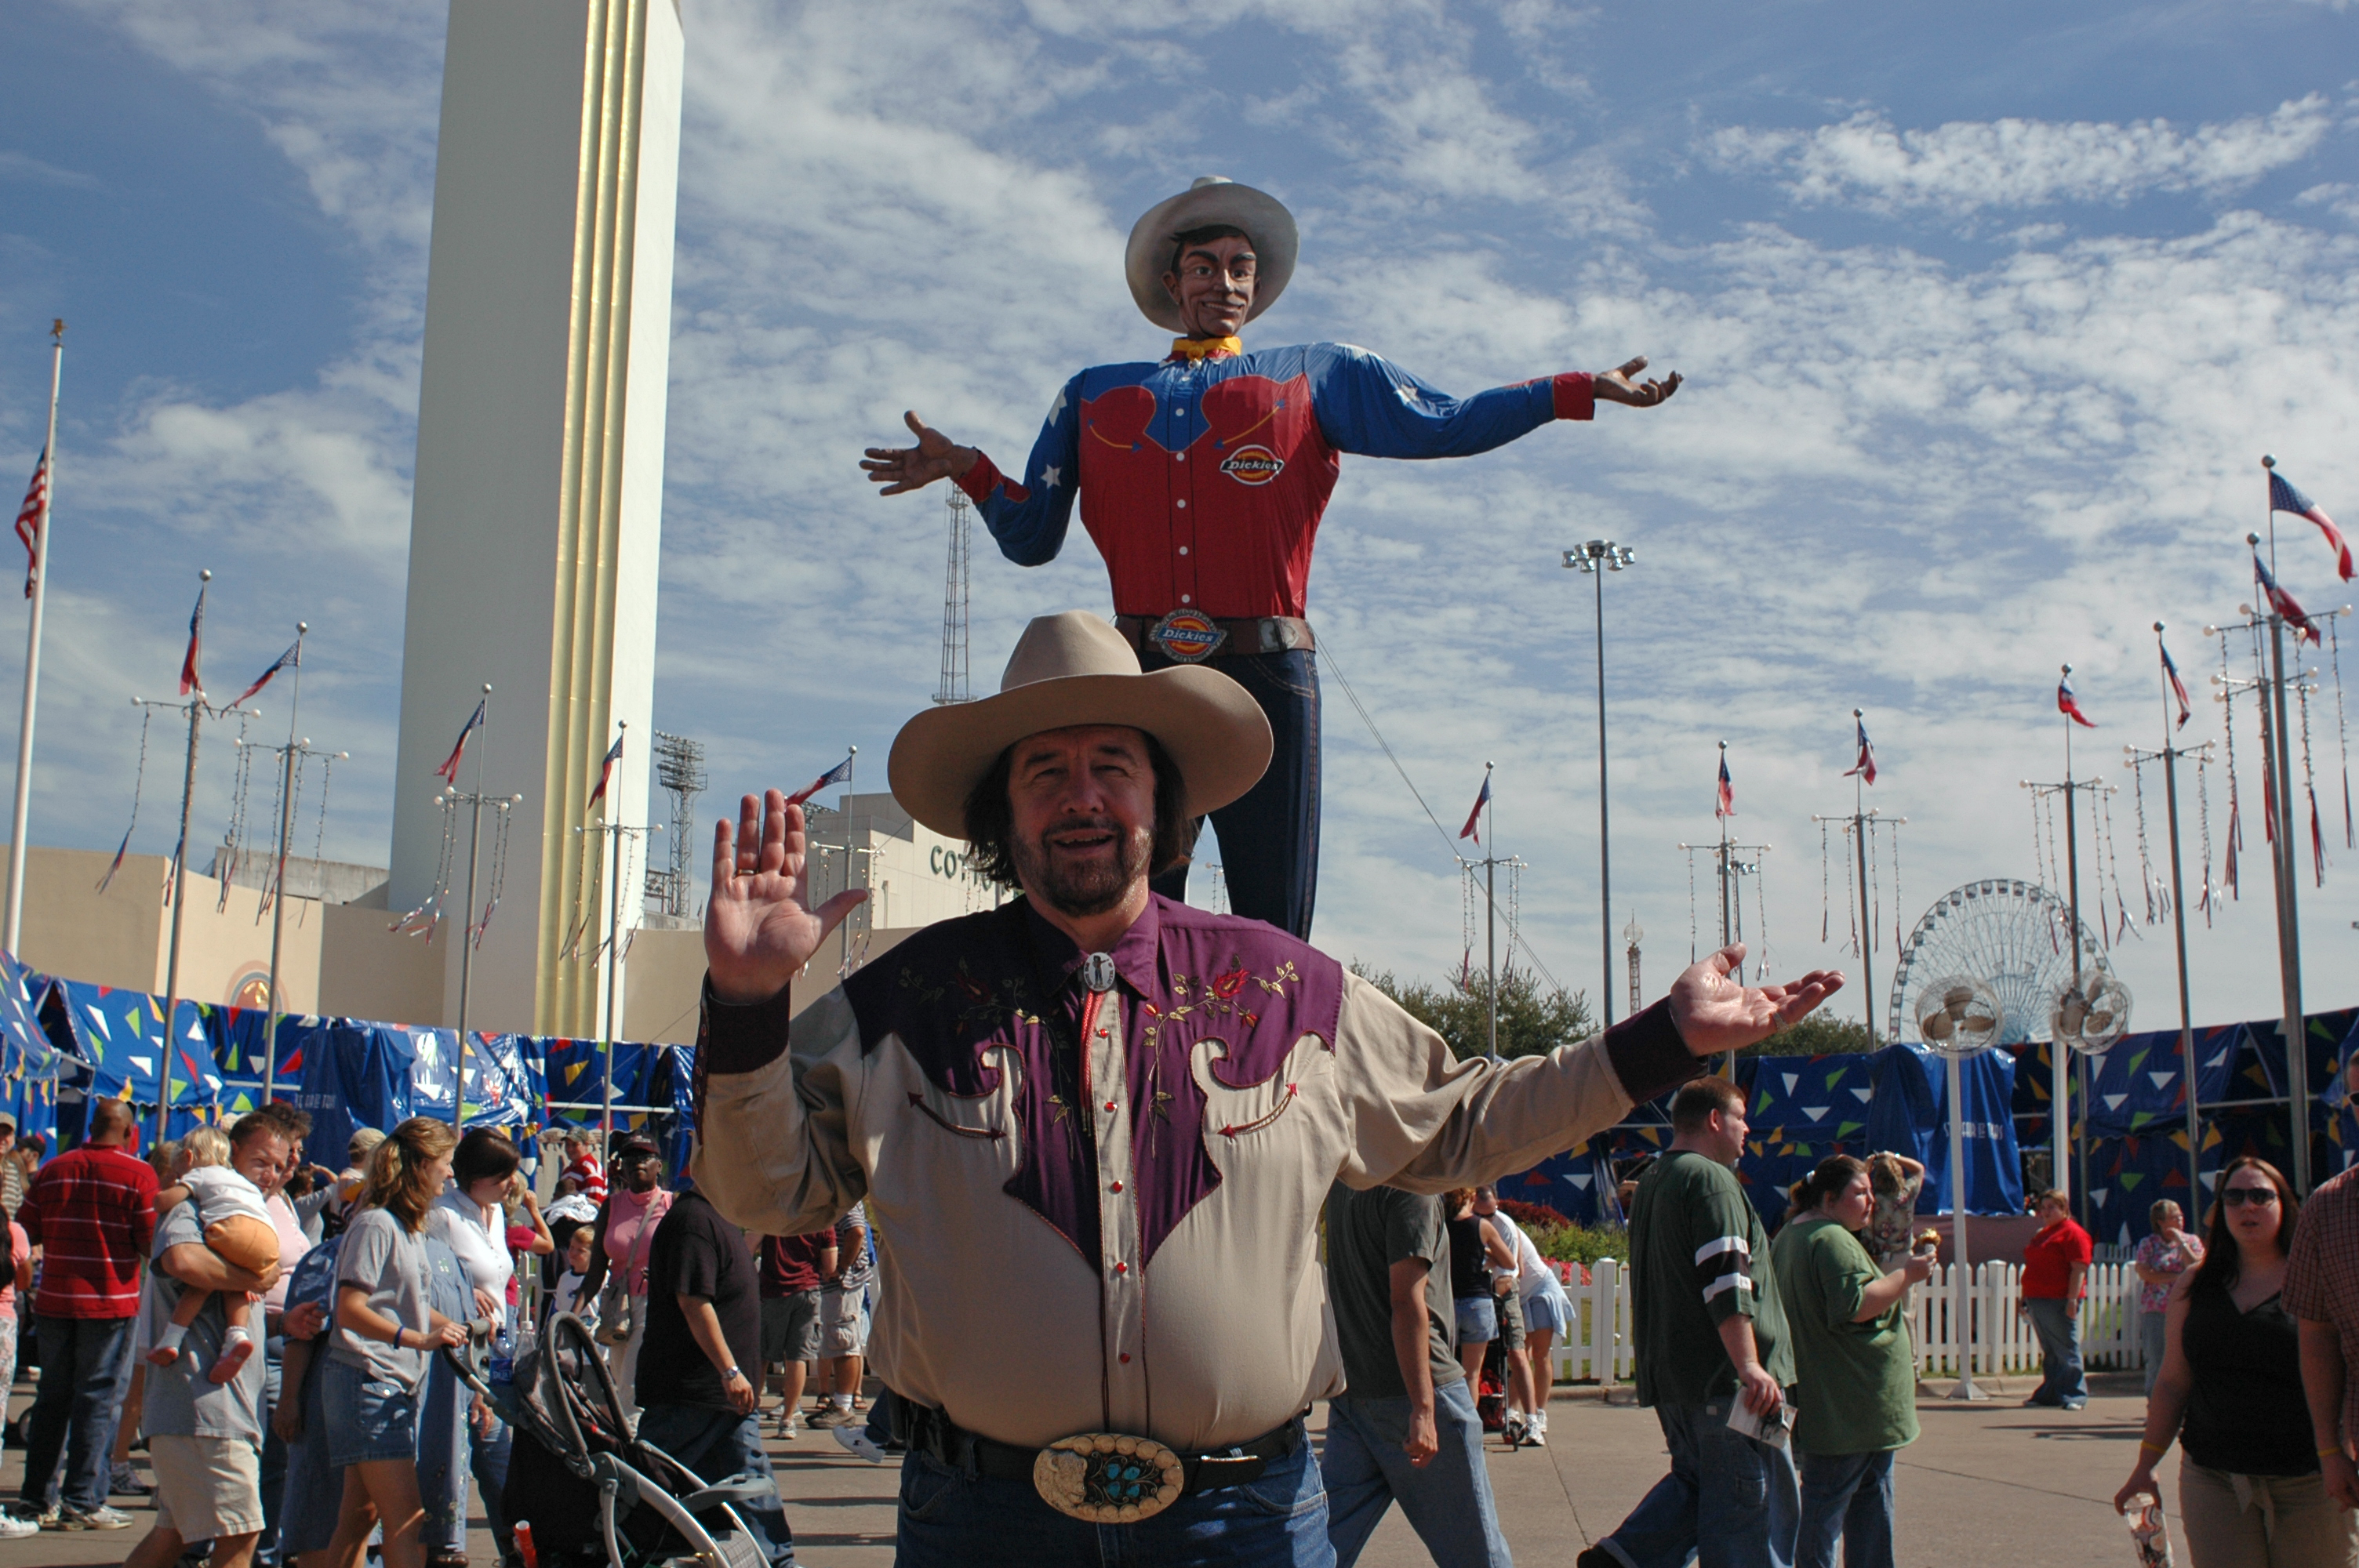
[2,0,2356,1039]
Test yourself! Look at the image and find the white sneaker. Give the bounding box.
[831,1424,885,1464]
[0,1514,37,1540]
[775,1409,798,1440]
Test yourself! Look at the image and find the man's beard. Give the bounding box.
[1012,815,1152,918]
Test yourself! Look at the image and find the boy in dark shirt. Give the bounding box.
[638,1188,795,1567]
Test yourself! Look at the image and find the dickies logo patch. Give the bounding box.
[1218,445,1285,486]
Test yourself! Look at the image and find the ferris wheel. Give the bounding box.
[1886,878,2110,1047]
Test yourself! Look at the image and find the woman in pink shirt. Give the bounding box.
[572,1136,670,1418]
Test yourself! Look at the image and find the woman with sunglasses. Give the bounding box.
[2114,1157,2359,1566]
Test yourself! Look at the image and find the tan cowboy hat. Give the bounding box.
[1124,176,1299,334]
[889,612,1273,839]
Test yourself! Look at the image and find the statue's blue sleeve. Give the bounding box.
[1304,343,1588,459]
[958,373,1085,566]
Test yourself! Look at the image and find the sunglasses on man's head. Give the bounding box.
[2221,1185,2280,1207]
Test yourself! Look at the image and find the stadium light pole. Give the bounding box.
[1566,541,1634,1025]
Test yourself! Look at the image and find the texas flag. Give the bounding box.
[2160,634,2192,729]
[177,583,206,696]
[2057,670,2097,728]
[2255,551,2323,644]
[1843,714,1877,784]
[435,699,487,785]
[2271,468,2354,583]
[784,751,856,808]
[586,731,624,812]
[1459,771,1491,843]
[232,642,299,709]
[1715,753,1735,818]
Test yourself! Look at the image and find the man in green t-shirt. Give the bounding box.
[1583,1077,1797,1568]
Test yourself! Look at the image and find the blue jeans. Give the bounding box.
[1322,1381,1510,1568]
[633,1403,794,1568]
[17,1313,136,1514]
[2024,1298,2087,1406]
[1598,1399,1800,1568]
[1146,648,1319,939]
[894,1417,1330,1566]
[1796,1449,1894,1568]
[2139,1308,2168,1396]
[256,1338,287,1567]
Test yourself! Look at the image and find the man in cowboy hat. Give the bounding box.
[861,176,1679,942]
[691,612,1834,1563]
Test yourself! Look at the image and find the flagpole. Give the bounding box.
[1483,761,1497,1062]
[602,724,627,1139]
[1851,717,1875,1045]
[155,569,212,1148]
[2154,623,2201,1201]
[2255,465,2311,1192]
[453,683,490,1129]
[2060,665,2084,1219]
[261,623,307,1103]
[5,321,64,959]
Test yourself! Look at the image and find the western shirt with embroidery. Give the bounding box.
[692,894,1701,1452]
[953,343,1596,620]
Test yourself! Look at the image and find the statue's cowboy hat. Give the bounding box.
[889,612,1273,839]
[1125,176,1299,335]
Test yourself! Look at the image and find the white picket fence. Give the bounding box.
[1547,1259,2143,1384]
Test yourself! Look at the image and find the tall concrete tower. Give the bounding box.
[390,0,683,1037]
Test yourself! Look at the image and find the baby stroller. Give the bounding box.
[444,1312,772,1568]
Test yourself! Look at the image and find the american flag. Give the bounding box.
[178,584,205,696]
[2159,634,2192,729]
[2271,468,2353,583]
[1843,713,1877,784]
[1458,771,1491,842]
[435,699,487,785]
[785,751,856,808]
[2255,551,2323,644]
[232,641,300,708]
[2057,670,2097,728]
[586,731,624,811]
[1715,753,1734,818]
[13,448,45,600]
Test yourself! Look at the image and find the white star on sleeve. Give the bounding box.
[1396,383,1423,409]
[1049,387,1068,422]
[1041,464,1063,489]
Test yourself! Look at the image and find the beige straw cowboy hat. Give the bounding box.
[889,612,1273,839]
[1124,176,1299,335]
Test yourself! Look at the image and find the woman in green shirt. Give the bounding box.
[1773,1156,1934,1568]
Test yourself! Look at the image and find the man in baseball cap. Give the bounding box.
[862,176,1680,942]
[692,610,1837,1562]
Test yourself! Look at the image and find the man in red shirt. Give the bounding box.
[14,1098,158,1529]
[758,1229,836,1439]
[2019,1188,2092,1411]
[862,176,1679,939]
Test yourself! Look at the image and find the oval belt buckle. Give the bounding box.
[1033,1432,1183,1523]
[1147,608,1226,663]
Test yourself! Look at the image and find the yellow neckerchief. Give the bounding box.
[1168,336,1243,361]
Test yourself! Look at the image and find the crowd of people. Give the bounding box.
[0,1107,878,1568]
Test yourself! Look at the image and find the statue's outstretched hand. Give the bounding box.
[1667,944,1843,1057]
[860,410,979,495]
[1594,355,1681,408]
[705,790,867,1004]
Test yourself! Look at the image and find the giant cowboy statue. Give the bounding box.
[861,176,1679,940]
[693,611,1835,1563]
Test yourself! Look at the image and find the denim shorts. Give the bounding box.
[322,1356,423,1468]
[1523,1288,1570,1337]
[1454,1295,1498,1345]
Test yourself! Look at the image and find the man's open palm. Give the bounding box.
[860,410,974,496]
[1668,944,1844,1057]
[706,790,867,1005]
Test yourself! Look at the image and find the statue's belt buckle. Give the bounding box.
[1147,609,1227,663]
[1032,1432,1183,1523]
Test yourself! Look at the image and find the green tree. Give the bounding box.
[1351,963,1596,1061]
[1752,1012,1879,1057]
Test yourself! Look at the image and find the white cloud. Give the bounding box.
[1711,96,2336,216]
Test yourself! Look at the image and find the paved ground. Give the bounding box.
[2,1371,2161,1566]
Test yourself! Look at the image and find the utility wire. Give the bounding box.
[1318,636,1576,1004]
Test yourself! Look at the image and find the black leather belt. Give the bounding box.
[1115,614,1315,660]
[902,1403,1306,1495]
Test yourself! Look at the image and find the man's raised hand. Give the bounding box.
[706,790,868,1005]
[860,410,980,496]
[1594,355,1681,408]
[1667,944,1843,1058]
